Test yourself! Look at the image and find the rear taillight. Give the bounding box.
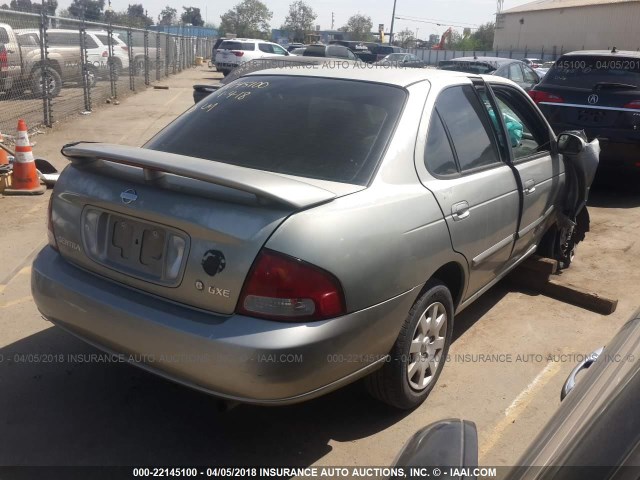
[0,47,7,70]
[232,51,244,57]
[47,194,58,251]
[237,249,346,321]
[624,100,640,109]
[529,90,564,104]
[102,51,109,57]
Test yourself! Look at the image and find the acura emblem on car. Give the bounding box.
[588,94,599,105]
[120,189,138,205]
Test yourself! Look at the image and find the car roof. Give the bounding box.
[244,64,513,88]
[446,56,517,66]
[561,49,640,58]
[222,38,272,43]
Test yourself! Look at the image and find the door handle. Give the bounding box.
[6,49,15,54]
[451,201,470,221]
[524,179,536,195]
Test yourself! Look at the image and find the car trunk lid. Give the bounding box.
[52,143,359,315]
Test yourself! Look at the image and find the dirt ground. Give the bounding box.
[0,64,638,470]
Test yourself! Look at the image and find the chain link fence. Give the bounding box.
[0,9,214,134]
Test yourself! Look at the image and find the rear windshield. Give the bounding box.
[542,56,640,89]
[146,75,407,185]
[95,34,110,45]
[376,47,398,55]
[439,60,496,74]
[220,41,255,51]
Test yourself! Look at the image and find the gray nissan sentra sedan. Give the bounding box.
[32,66,599,409]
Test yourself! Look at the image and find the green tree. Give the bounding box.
[471,22,495,51]
[219,0,272,39]
[68,0,105,21]
[394,28,415,48]
[281,1,316,42]
[339,14,372,42]
[181,6,204,26]
[8,0,56,14]
[158,5,177,25]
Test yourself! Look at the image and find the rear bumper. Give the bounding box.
[32,247,416,405]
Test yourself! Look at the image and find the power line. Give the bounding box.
[394,14,480,29]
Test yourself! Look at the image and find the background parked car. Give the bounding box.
[438,56,541,91]
[373,53,426,68]
[18,29,129,80]
[1,23,84,97]
[300,44,359,61]
[193,55,330,103]
[214,38,289,76]
[529,49,640,172]
[523,57,543,68]
[286,43,304,52]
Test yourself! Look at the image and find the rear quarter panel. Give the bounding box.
[266,80,467,315]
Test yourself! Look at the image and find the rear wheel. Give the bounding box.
[31,67,62,98]
[365,280,454,409]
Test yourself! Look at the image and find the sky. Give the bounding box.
[57,0,533,39]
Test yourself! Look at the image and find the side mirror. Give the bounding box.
[557,131,587,155]
[391,419,478,479]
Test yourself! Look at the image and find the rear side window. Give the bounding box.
[327,46,347,58]
[94,34,112,46]
[542,55,640,88]
[424,112,458,176]
[258,44,273,53]
[509,63,524,82]
[17,34,38,46]
[220,41,255,51]
[435,86,501,172]
[0,28,9,44]
[146,75,407,185]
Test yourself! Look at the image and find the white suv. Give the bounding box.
[215,39,290,75]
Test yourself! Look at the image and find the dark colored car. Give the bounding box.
[439,57,541,91]
[393,307,640,478]
[211,37,227,62]
[192,55,329,103]
[529,50,640,171]
[286,43,304,52]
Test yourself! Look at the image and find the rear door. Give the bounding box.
[418,83,520,297]
[487,83,564,258]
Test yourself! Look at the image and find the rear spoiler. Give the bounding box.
[61,143,336,210]
[193,84,222,95]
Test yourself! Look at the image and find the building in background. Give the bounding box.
[494,0,640,52]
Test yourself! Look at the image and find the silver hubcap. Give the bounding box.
[407,302,447,391]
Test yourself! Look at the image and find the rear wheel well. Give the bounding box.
[419,262,465,309]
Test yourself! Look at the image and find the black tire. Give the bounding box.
[222,69,230,77]
[31,67,62,98]
[365,280,454,409]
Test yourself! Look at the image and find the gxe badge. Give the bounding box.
[120,189,138,205]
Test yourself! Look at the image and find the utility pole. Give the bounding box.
[389,0,398,45]
[331,12,335,30]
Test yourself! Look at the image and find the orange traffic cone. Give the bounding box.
[4,119,45,195]
[0,131,9,166]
